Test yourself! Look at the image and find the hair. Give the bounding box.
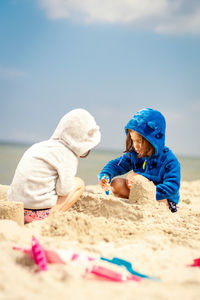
[80,150,91,158]
[124,130,155,157]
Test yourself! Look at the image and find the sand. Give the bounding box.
[0,176,200,300]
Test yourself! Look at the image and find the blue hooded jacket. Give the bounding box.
[99,108,181,203]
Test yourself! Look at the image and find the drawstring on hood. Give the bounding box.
[51,108,101,157]
[125,108,166,155]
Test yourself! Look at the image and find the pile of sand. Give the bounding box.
[0,176,200,300]
[129,175,156,204]
[0,184,9,201]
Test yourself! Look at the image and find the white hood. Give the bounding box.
[51,108,101,157]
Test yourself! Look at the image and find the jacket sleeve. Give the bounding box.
[98,153,133,182]
[55,149,77,196]
[56,166,76,196]
[156,157,181,202]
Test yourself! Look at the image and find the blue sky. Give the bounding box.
[0,0,200,156]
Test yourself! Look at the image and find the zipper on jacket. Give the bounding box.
[142,160,147,170]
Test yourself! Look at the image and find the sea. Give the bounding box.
[0,142,200,186]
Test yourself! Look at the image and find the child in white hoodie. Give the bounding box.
[7,108,101,223]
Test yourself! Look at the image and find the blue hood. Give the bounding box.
[125,108,166,155]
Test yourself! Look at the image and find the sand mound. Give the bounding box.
[129,175,156,204]
[0,201,24,226]
[40,209,143,244]
[0,184,9,201]
[72,192,143,220]
[39,179,157,244]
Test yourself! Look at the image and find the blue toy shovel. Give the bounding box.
[100,257,160,281]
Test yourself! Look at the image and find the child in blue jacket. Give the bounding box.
[98,108,181,213]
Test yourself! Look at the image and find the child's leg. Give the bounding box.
[111,172,139,198]
[158,199,169,206]
[53,177,85,212]
[111,178,130,198]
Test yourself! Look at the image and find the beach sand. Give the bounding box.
[0,177,200,300]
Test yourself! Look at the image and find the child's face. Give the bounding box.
[129,130,142,154]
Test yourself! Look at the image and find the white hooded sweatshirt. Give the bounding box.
[7,109,101,209]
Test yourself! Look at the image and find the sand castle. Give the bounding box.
[0,184,9,201]
[0,184,24,226]
[129,175,156,205]
[0,201,24,226]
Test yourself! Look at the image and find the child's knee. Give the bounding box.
[111,178,127,195]
[111,178,121,190]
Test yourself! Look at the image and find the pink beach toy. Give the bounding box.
[86,265,141,282]
[31,236,48,271]
[13,243,95,266]
[13,246,32,257]
[187,257,200,267]
[13,241,142,283]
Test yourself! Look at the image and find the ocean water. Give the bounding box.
[0,143,200,186]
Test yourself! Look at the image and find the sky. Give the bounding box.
[0,0,200,157]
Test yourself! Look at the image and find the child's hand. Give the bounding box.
[98,175,110,195]
[126,172,138,189]
[98,174,110,188]
[99,176,109,189]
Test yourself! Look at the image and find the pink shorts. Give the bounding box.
[24,208,51,224]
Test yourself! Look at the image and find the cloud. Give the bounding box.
[0,66,28,80]
[155,6,200,34]
[38,0,168,22]
[38,0,200,34]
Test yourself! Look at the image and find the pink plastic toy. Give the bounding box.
[187,257,200,267]
[31,236,48,271]
[13,246,32,257]
[86,265,141,282]
[13,240,143,281]
[13,244,94,265]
